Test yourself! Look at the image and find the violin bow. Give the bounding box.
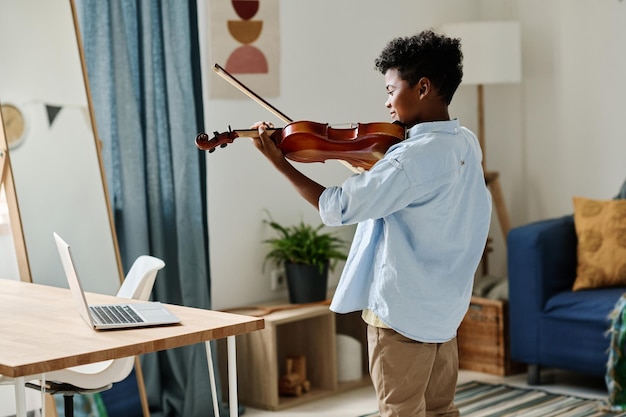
[213,63,293,124]
[212,64,361,174]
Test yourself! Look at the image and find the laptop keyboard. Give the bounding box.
[90,304,144,325]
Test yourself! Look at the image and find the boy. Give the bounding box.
[252,29,491,416]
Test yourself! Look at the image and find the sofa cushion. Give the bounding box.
[572,196,626,290]
[544,287,624,323]
[539,288,624,375]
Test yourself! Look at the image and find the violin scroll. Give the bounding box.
[195,127,237,153]
[195,127,281,153]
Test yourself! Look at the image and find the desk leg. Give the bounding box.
[40,373,46,417]
[14,376,26,417]
[205,341,220,417]
[227,336,237,417]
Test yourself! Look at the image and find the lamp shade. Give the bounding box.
[441,21,521,85]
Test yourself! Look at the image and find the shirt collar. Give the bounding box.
[407,119,460,139]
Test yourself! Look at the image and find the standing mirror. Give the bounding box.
[0,0,122,295]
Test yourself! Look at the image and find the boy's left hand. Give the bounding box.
[250,121,287,167]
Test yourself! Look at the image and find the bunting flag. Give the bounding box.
[46,104,63,127]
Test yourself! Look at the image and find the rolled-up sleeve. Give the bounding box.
[319,186,345,226]
[318,157,419,227]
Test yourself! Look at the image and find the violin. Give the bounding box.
[196,64,406,172]
[196,120,404,171]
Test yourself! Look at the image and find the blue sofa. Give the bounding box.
[508,214,626,385]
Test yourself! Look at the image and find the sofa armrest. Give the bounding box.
[508,215,577,310]
[508,215,577,364]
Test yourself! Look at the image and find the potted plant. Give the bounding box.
[263,216,348,304]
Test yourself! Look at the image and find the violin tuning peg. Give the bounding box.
[220,144,228,148]
[208,148,215,153]
[213,131,220,137]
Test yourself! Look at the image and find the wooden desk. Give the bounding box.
[0,279,264,417]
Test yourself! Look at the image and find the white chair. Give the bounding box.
[5,255,165,417]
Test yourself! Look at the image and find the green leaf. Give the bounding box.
[262,215,348,275]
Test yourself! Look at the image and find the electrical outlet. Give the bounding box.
[271,269,287,291]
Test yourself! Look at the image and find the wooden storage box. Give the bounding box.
[457,296,525,376]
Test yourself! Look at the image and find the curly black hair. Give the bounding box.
[374,30,463,105]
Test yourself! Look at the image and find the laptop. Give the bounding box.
[53,232,181,330]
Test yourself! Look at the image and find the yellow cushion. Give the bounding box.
[572,196,626,291]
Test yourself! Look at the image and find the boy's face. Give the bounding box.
[384,68,424,128]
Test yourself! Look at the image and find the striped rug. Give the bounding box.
[360,381,626,417]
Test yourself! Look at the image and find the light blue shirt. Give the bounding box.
[319,119,492,343]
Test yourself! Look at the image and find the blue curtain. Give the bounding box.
[79,1,221,416]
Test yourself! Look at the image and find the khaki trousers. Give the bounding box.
[367,325,460,417]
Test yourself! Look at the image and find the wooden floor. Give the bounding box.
[243,368,609,416]
[0,368,608,417]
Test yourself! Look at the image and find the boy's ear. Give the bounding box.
[417,77,431,97]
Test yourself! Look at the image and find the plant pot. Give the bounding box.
[285,262,328,304]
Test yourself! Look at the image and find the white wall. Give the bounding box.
[478,0,626,276]
[517,0,626,218]
[203,0,626,309]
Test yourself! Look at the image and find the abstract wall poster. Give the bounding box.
[208,0,280,99]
